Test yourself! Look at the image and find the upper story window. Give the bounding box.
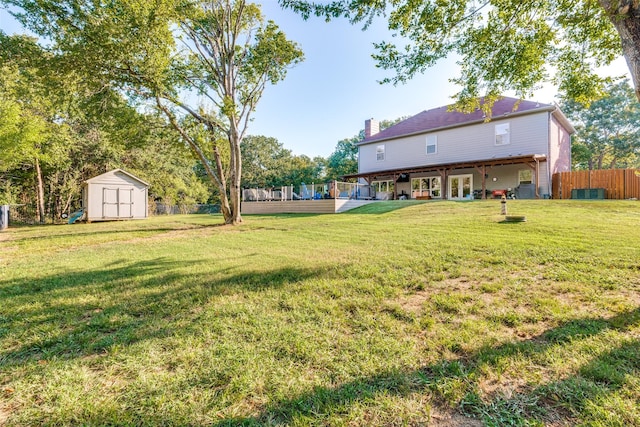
[376,144,385,161]
[426,135,437,154]
[495,123,510,145]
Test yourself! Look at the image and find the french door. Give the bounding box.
[448,174,473,199]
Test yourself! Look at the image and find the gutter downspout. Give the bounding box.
[547,112,553,198]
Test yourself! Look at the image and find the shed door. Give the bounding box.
[102,187,134,218]
[103,188,119,218]
[119,188,133,217]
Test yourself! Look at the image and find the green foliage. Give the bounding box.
[561,79,640,170]
[240,135,293,188]
[326,137,359,180]
[0,31,209,220]
[281,0,634,105]
[3,0,305,224]
[241,135,326,188]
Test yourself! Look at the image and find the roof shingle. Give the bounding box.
[362,97,553,144]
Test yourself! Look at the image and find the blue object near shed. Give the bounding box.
[0,205,8,230]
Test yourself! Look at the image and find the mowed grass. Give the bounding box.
[1,200,639,426]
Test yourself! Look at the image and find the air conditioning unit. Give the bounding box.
[571,188,605,199]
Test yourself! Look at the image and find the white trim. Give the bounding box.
[426,134,437,155]
[495,123,510,146]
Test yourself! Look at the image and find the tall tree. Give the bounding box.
[561,79,640,170]
[281,0,640,106]
[3,0,304,225]
[326,137,359,180]
[0,35,70,223]
[153,1,304,224]
[241,135,294,188]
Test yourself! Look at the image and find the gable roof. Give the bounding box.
[84,169,150,187]
[361,97,573,144]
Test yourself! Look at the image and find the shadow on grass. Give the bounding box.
[0,258,330,368]
[210,308,640,426]
[4,222,226,243]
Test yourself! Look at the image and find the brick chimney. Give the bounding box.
[364,118,379,138]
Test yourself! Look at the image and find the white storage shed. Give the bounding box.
[82,169,149,222]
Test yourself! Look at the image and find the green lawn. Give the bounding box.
[1,200,639,426]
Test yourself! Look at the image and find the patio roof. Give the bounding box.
[342,154,547,199]
[342,154,547,181]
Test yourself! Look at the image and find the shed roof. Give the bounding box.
[361,96,574,145]
[84,169,150,187]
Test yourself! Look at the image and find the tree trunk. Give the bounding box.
[610,157,618,169]
[601,0,640,101]
[34,157,45,224]
[228,125,243,225]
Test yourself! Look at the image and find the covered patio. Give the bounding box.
[343,154,548,200]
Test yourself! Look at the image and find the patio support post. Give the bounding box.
[393,174,398,200]
[535,158,541,198]
[438,169,448,200]
[482,166,486,199]
[475,164,487,199]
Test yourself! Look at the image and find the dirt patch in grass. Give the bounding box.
[395,277,479,313]
[430,406,483,426]
[0,402,11,426]
[398,289,432,313]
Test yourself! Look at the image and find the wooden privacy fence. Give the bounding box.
[552,169,640,199]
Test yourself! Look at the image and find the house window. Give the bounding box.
[518,169,532,184]
[495,123,510,145]
[372,180,394,193]
[426,135,437,154]
[411,177,441,198]
[376,145,385,161]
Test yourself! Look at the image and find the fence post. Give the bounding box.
[0,205,8,231]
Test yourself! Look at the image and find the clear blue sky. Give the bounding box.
[1,2,631,158]
[253,1,464,157]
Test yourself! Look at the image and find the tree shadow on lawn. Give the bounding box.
[0,258,331,368]
[3,221,226,244]
[211,307,640,426]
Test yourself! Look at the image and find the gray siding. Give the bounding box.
[358,112,550,173]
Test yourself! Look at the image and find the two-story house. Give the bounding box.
[346,97,575,200]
